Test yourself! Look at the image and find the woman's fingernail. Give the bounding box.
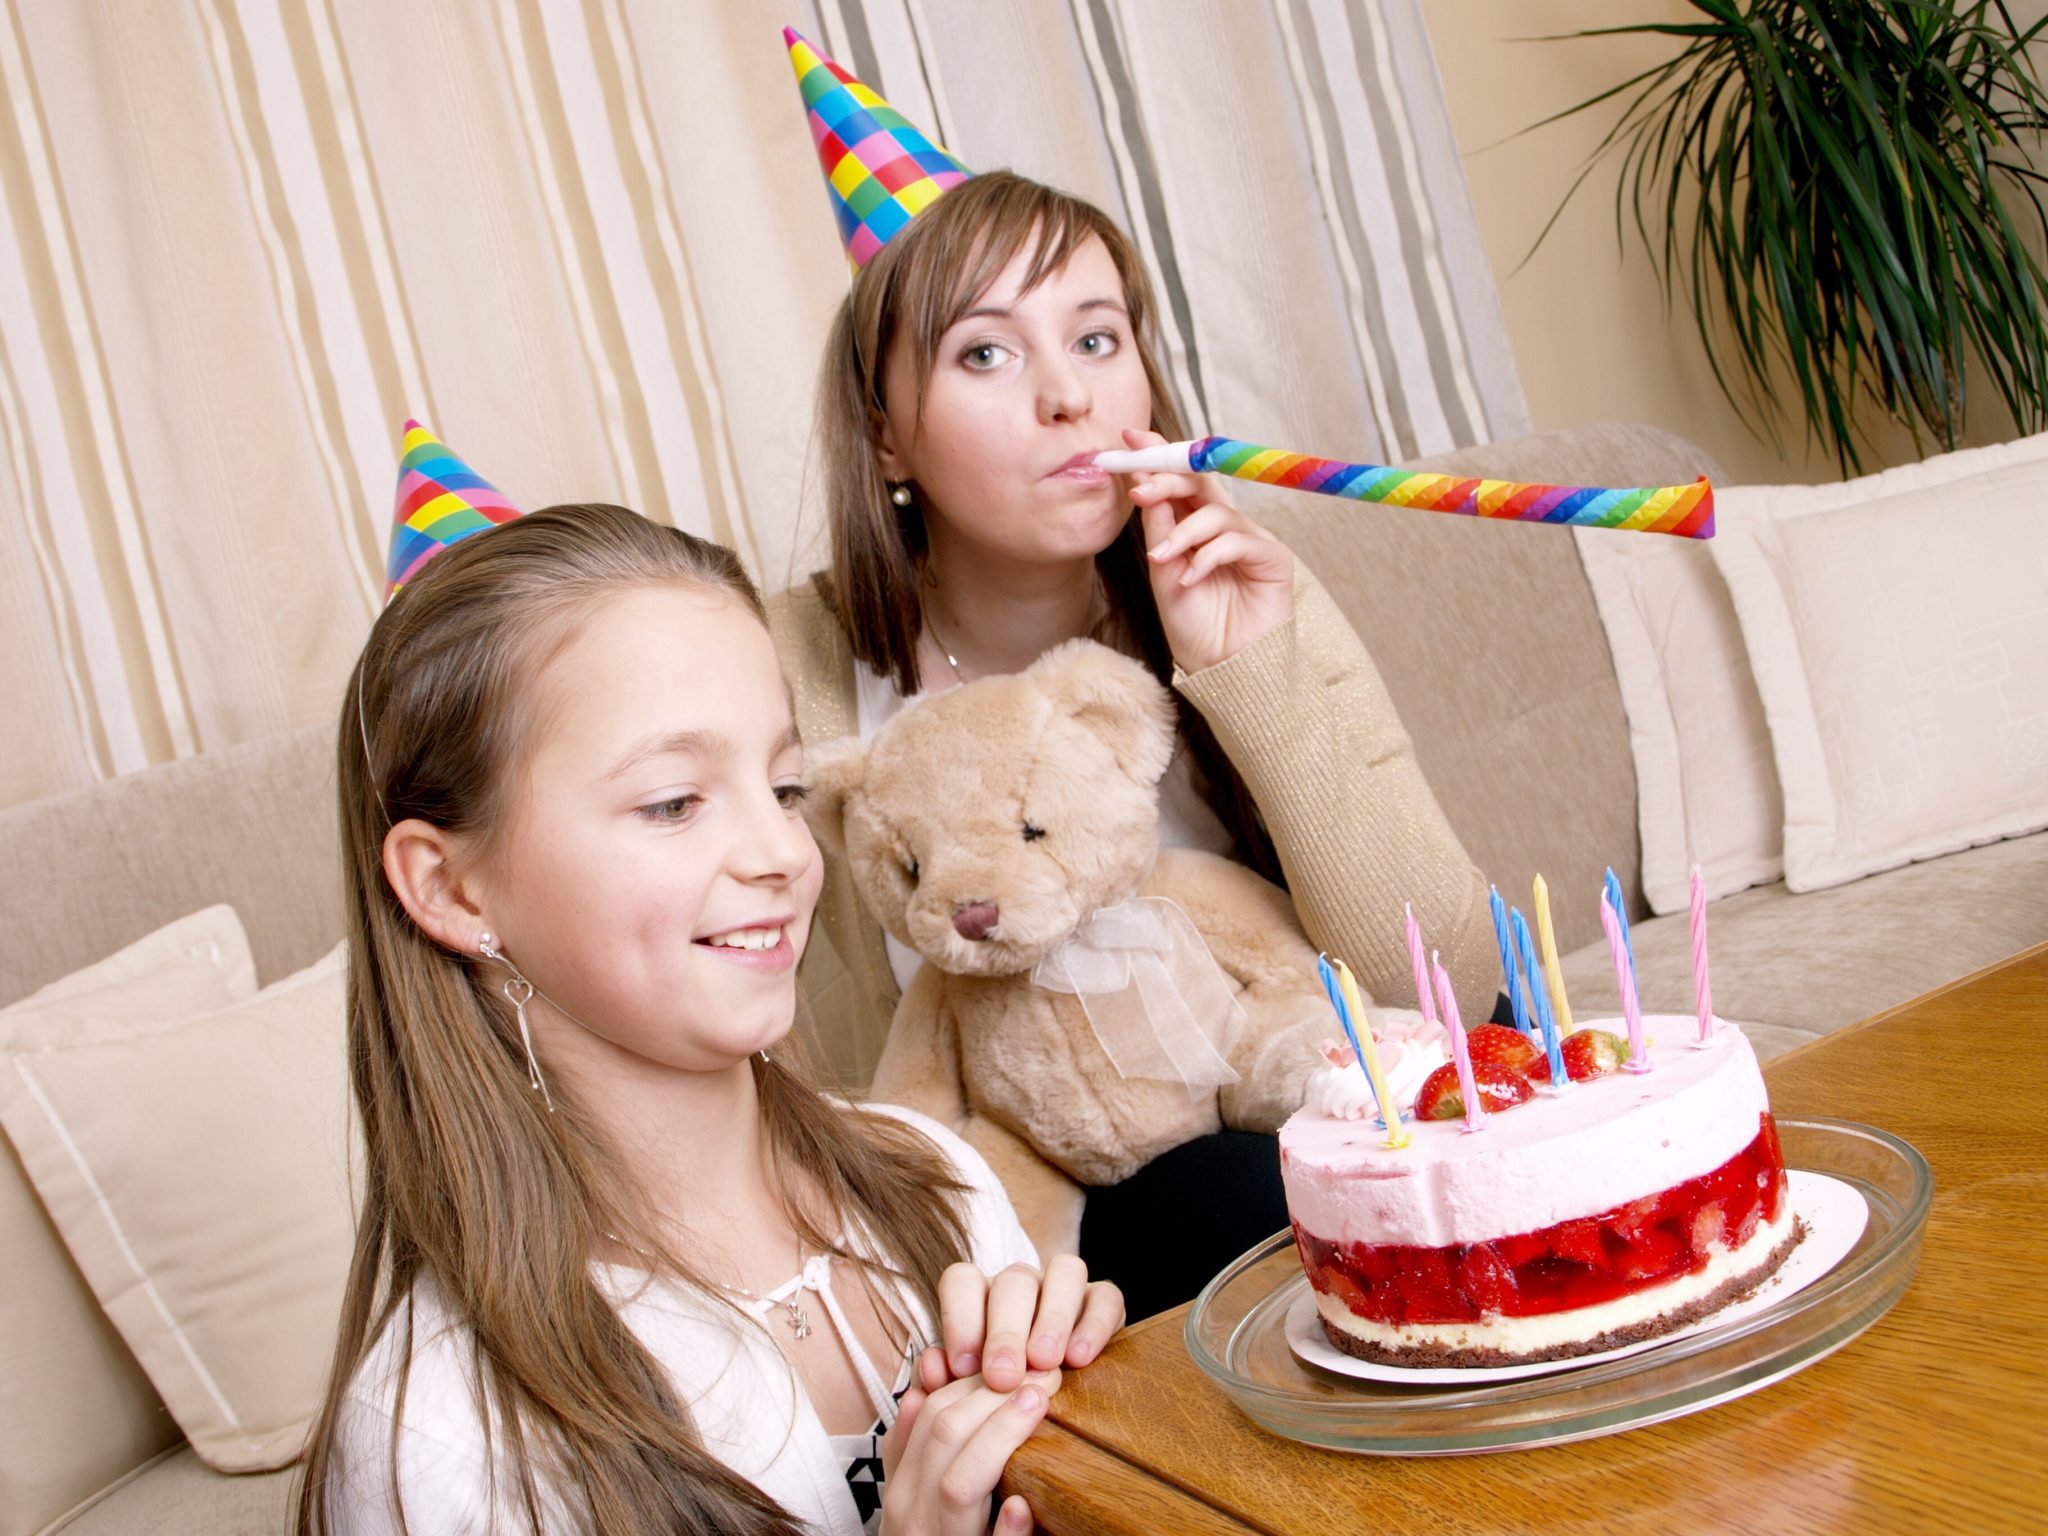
[1149,542,1170,558]
[1071,1338,1096,1364]
[989,1348,1017,1375]
[954,1352,978,1376]
[1014,1385,1044,1413]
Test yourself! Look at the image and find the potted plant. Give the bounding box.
[1535,1,2048,472]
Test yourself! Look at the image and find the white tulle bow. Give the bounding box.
[1031,897,1245,1097]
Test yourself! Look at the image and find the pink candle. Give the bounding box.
[1431,952,1482,1132]
[1690,863,1714,1044]
[1406,902,1438,1026]
[1600,892,1650,1072]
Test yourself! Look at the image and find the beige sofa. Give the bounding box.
[5,423,2043,1534]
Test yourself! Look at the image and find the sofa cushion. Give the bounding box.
[1710,433,2048,892]
[1574,526,1783,913]
[1249,422,1725,955]
[0,723,338,1005]
[0,944,354,1476]
[0,906,255,1536]
[46,1445,295,1536]
[1557,832,2048,1061]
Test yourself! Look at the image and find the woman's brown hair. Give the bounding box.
[297,504,970,1536]
[814,170,1281,883]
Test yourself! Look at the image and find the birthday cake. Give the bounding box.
[1280,1016,1800,1368]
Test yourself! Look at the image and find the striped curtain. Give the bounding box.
[0,0,1525,812]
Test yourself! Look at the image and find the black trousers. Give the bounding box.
[1076,991,1514,1320]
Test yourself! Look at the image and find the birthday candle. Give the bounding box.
[1488,885,1531,1037]
[1603,866,1637,977]
[1432,952,1483,1133]
[1531,874,1575,1035]
[1600,892,1651,1072]
[1330,955,1411,1149]
[1690,864,1714,1044]
[1404,902,1438,1026]
[1092,436,1716,540]
[1511,907,1569,1089]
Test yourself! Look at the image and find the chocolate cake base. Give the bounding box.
[1319,1219,1806,1369]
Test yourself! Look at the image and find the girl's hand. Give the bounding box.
[879,1370,1059,1536]
[1124,426,1294,673]
[920,1257,1125,1395]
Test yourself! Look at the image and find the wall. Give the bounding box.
[1422,0,2048,484]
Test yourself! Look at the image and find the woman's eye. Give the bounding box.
[1076,329,1121,358]
[638,795,701,825]
[960,341,1010,372]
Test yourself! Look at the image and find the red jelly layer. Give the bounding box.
[1295,1115,1788,1325]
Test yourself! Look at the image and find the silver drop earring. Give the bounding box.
[889,481,913,507]
[479,932,554,1113]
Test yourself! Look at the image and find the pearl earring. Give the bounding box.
[478,931,554,1113]
[889,482,913,507]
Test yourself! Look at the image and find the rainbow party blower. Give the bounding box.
[1093,435,1714,539]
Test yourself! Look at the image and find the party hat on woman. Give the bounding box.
[384,420,523,600]
[784,26,971,268]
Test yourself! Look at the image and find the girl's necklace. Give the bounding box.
[603,1231,817,1340]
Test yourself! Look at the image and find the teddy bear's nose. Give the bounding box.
[952,902,1000,941]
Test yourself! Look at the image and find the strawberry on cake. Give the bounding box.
[1281,1017,1802,1368]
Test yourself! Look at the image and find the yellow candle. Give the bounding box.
[1532,874,1575,1035]
[1332,957,1410,1149]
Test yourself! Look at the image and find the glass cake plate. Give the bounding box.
[1184,1117,1930,1455]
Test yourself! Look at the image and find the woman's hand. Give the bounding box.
[879,1369,1059,1536]
[920,1257,1125,1395]
[1123,426,1294,673]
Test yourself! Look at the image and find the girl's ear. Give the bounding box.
[801,736,869,859]
[382,818,489,954]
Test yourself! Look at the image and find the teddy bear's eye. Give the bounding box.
[1022,823,1045,843]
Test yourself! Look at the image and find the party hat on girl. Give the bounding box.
[784,26,971,268]
[384,419,524,599]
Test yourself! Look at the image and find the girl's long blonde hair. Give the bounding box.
[298,505,969,1536]
[815,170,1281,884]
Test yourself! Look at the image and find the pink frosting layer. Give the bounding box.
[1279,1018,1769,1248]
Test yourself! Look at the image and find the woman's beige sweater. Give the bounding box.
[766,562,1496,1088]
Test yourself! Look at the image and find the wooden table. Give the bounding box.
[1003,943,2048,1534]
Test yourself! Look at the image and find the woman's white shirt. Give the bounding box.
[325,1105,1038,1535]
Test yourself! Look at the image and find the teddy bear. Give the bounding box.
[802,638,1343,1257]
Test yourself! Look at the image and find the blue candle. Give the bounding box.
[1511,907,1569,1088]
[1488,885,1531,1037]
[1317,953,1386,1128]
[1604,866,1637,977]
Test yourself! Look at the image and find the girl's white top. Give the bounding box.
[324,1105,1038,1535]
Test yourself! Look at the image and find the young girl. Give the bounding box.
[770,158,1500,1307]
[299,501,1121,1535]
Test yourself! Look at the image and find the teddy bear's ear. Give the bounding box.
[1027,639,1177,787]
[800,735,868,857]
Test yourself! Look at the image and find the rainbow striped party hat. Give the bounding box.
[784,25,971,269]
[384,419,523,600]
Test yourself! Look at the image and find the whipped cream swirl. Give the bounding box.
[1307,1006,1449,1121]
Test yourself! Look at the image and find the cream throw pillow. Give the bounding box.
[1575,530,1784,913]
[0,942,354,1474]
[1711,434,2048,891]
[0,906,256,1536]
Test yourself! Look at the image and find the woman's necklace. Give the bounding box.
[921,576,1113,687]
[921,596,969,685]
